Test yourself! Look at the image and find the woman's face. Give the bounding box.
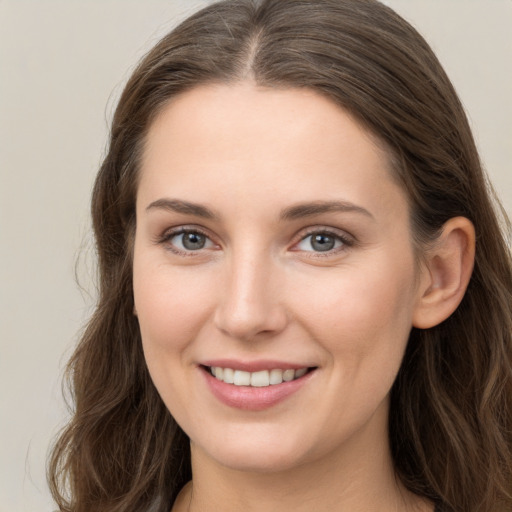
[133,83,427,473]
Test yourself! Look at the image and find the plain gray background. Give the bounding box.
[1,1,511,510]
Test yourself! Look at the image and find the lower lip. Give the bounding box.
[201,368,315,411]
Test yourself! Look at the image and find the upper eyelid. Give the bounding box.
[160,225,212,239]
[153,225,216,250]
[156,224,355,249]
[293,225,355,243]
[156,227,219,256]
[294,232,352,250]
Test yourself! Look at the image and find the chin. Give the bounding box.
[213,449,306,474]
[192,430,314,474]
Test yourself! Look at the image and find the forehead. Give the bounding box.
[143,83,389,164]
[138,82,406,224]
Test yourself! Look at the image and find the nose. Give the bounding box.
[213,251,288,341]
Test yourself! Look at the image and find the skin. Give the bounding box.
[133,83,474,511]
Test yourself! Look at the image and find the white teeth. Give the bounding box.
[295,367,308,378]
[223,367,234,384]
[233,370,251,386]
[269,369,283,385]
[282,369,295,382]
[250,370,270,387]
[210,366,310,387]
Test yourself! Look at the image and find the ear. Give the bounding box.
[413,217,475,329]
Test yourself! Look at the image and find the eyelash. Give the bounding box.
[156,226,354,257]
[295,228,354,257]
[156,226,215,257]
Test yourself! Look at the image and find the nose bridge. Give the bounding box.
[214,243,287,340]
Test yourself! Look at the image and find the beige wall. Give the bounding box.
[0,1,510,510]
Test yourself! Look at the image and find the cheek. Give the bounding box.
[132,259,218,419]
[133,255,215,360]
[290,255,417,369]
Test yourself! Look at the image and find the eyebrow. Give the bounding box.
[280,200,374,221]
[145,198,373,221]
[145,198,218,220]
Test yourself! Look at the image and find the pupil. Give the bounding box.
[183,232,205,250]
[311,234,334,252]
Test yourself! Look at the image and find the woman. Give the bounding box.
[48,1,512,511]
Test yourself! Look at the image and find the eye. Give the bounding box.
[162,228,216,254]
[295,230,350,253]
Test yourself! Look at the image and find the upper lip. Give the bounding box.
[201,359,316,372]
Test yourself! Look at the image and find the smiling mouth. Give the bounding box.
[203,366,316,387]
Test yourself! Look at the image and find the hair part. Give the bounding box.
[49,1,512,511]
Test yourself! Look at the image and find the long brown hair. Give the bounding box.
[48,1,512,511]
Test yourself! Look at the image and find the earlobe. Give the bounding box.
[412,217,475,329]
